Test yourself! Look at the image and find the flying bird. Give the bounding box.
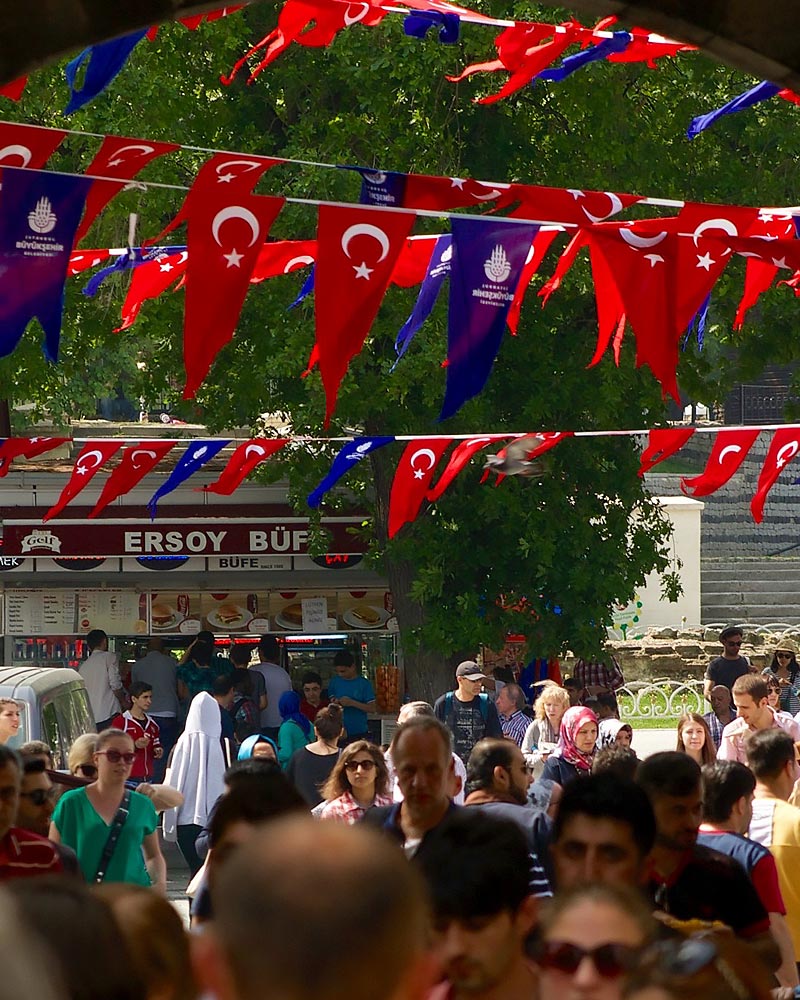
[483,434,551,478]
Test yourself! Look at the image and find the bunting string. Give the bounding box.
[8,424,800,526]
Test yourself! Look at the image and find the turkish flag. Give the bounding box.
[734,212,797,329]
[539,231,589,307]
[403,175,510,212]
[638,428,695,477]
[427,436,509,503]
[44,441,122,522]
[115,251,188,332]
[147,151,282,246]
[250,241,316,283]
[88,440,175,518]
[606,26,694,63]
[507,230,559,334]
[448,21,555,85]
[751,428,800,523]
[501,185,642,227]
[0,77,27,101]
[681,429,760,498]
[390,236,439,286]
[0,123,66,169]
[75,136,180,244]
[183,194,285,398]
[223,0,387,84]
[201,438,289,494]
[315,205,415,426]
[68,250,112,275]
[388,438,452,538]
[0,436,70,477]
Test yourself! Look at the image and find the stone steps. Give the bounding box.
[701,556,800,625]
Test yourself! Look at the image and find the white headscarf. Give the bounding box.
[162,692,226,838]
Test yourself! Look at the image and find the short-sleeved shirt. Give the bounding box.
[52,786,158,885]
[644,843,770,938]
[251,661,293,730]
[705,655,749,692]
[132,651,179,717]
[717,709,800,764]
[433,692,503,763]
[177,662,216,700]
[697,827,785,914]
[749,795,800,953]
[327,675,375,737]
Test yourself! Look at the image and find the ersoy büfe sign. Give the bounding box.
[2,520,367,558]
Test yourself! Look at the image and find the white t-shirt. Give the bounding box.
[80,649,123,723]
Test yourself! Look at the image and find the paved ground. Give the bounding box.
[634,727,678,758]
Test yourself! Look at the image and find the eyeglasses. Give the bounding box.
[344,759,376,773]
[19,788,57,806]
[724,640,742,646]
[97,750,135,765]
[777,652,793,660]
[77,764,98,778]
[537,940,638,978]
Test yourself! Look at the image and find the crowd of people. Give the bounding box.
[0,624,797,999]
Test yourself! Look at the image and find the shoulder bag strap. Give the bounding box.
[94,789,132,884]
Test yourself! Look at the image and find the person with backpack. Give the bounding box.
[433,661,503,765]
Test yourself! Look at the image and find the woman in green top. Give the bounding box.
[277,691,312,768]
[50,728,166,890]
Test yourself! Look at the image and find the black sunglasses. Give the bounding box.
[77,764,98,778]
[19,788,56,806]
[537,940,637,978]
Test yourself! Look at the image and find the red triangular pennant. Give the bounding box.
[201,439,289,494]
[638,427,695,477]
[44,442,122,522]
[427,436,510,503]
[88,441,175,518]
[751,428,800,523]
[388,438,452,538]
[681,429,760,498]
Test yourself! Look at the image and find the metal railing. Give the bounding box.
[617,679,705,722]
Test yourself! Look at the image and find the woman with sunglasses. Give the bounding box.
[535,883,657,1000]
[319,740,391,823]
[68,732,99,781]
[763,638,800,716]
[50,728,166,891]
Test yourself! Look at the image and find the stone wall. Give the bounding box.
[561,626,796,683]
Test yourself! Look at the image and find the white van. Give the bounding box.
[0,667,95,769]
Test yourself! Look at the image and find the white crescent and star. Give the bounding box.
[216,159,264,183]
[583,192,624,224]
[130,449,158,468]
[692,218,738,247]
[344,3,370,25]
[776,441,799,468]
[212,206,261,268]
[718,444,742,464]
[0,144,32,166]
[245,444,267,459]
[76,450,106,475]
[283,255,315,273]
[620,229,668,250]
[410,448,437,480]
[341,223,391,281]
[107,143,156,166]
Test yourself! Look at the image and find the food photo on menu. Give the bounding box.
[337,591,392,631]
[148,594,201,634]
[201,593,266,633]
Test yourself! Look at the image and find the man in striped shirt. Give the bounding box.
[495,684,531,748]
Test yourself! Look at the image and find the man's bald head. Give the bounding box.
[203,816,431,1000]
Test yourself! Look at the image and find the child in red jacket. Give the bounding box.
[110,681,163,783]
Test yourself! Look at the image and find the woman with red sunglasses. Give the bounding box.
[50,728,166,891]
[534,883,657,1000]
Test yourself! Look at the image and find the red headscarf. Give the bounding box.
[551,705,598,772]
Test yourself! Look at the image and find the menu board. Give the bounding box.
[76,590,146,635]
[337,589,393,631]
[5,591,77,635]
[148,592,202,635]
[270,592,337,632]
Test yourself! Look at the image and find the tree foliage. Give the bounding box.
[3,4,799,694]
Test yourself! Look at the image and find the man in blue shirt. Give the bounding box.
[327,651,376,744]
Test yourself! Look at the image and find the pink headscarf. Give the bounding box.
[551,705,598,772]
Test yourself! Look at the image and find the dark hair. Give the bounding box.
[213,675,234,697]
[209,777,306,850]
[22,757,47,776]
[746,728,796,780]
[701,761,756,823]
[0,744,22,773]
[258,635,280,662]
[415,811,531,920]
[232,669,253,697]
[229,645,253,667]
[637,751,701,800]
[597,692,618,712]
[86,629,107,650]
[465,738,516,795]
[553,774,656,858]
[301,671,323,687]
[732,673,769,703]
[321,740,389,801]
[19,740,52,761]
[333,650,354,668]
[314,704,343,741]
[719,625,743,641]
[563,677,579,691]
[191,641,213,667]
[129,680,153,700]
[225,757,282,785]
[197,630,215,645]
[592,746,639,782]
[8,877,146,1000]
